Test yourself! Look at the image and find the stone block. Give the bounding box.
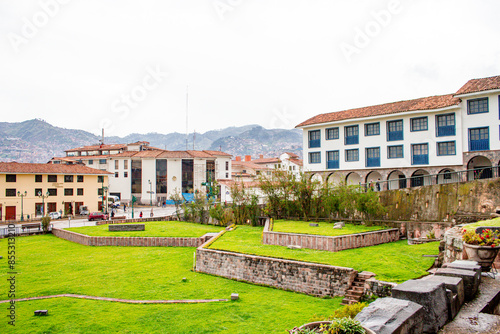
[434,267,480,301]
[109,224,145,231]
[309,223,319,227]
[231,293,239,300]
[287,245,302,249]
[425,275,464,307]
[443,260,482,275]
[355,297,424,334]
[392,279,448,333]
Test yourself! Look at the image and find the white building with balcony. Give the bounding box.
[296,75,500,190]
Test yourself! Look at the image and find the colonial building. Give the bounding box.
[296,75,500,189]
[51,142,232,204]
[0,162,110,221]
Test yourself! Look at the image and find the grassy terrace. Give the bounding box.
[0,235,340,333]
[209,226,439,283]
[463,217,500,232]
[65,221,224,237]
[272,219,387,236]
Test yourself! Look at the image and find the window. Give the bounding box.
[365,147,380,167]
[467,97,488,114]
[47,188,57,196]
[131,159,142,193]
[437,141,456,156]
[114,172,119,178]
[6,189,16,197]
[344,125,359,145]
[326,127,339,140]
[115,160,119,169]
[225,161,229,170]
[469,127,489,151]
[64,175,74,182]
[35,175,42,182]
[388,145,403,159]
[64,188,74,196]
[411,117,428,132]
[436,113,455,137]
[364,123,380,136]
[308,130,321,148]
[345,149,359,162]
[124,160,128,169]
[99,159,106,164]
[88,160,93,165]
[387,120,403,141]
[412,143,429,165]
[124,172,128,178]
[77,175,83,182]
[98,176,104,183]
[35,188,42,196]
[98,188,103,196]
[309,152,321,164]
[77,188,84,196]
[326,150,339,169]
[47,175,57,182]
[6,174,16,182]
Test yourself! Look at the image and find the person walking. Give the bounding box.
[139,211,143,218]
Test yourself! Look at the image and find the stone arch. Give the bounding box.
[310,173,323,184]
[436,168,457,184]
[387,170,407,190]
[365,171,383,191]
[467,155,493,180]
[326,172,343,186]
[346,172,361,185]
[410,169,431,187]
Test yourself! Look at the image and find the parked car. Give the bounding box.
[48,211,61,220]
[88,212,109,221]
[109,202,120,209]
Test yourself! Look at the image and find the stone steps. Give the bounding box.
[341,271,376,305]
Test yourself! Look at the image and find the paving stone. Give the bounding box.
[434,267,480,301]
[425,275,464,306]
[355,297,424,334]
[442,260,482,275]
[392,279,448,333]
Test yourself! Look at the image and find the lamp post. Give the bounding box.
[17,191,27,221]
[38,190,50,217]
[148,179,153,206]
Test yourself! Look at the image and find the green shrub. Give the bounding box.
[310,302,367,322]
[322,317,365,334]
[41,215,51,232]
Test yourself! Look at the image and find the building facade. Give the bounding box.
[0,162,110,221]
[296,75,500,190]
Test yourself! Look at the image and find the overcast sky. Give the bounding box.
[1,0,499,137]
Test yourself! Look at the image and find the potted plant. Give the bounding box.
[462,228,500,271]
[290,317,375,334]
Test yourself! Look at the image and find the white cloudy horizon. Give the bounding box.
[1,0,499,137]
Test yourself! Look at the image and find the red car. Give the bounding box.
[88,212,109,221]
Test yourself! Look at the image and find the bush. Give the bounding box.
[41,215,51,232]
[310,302,368,322]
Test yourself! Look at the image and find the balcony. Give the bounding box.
[366,157,380,167]
[412,154,429,165]
[327,160,339,169]
[309,139,320,148]
[437,125,455,137]
[345,135,358,145]
[469,139,489,151]
[387,131,403,141]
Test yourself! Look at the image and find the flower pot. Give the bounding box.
[291,320,375,334]
[463,243,500,271]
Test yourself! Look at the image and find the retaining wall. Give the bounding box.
[262,220,399,251]
[196,245,357,297]
[52,228,206,247]
[95,215,176,226]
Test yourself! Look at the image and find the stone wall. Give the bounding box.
[195,246,357,297]
[364,278,397,298]
[262,220,399,251]
[95,215,175,226]
[52,228,204,247]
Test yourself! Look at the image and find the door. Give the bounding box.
[5,206,16,221]
[47,202,57,213]
[65,202,73,215]
[398,175,407,189]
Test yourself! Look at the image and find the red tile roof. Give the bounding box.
[296,94,460,128]
[132,150,166,158]
[290,158,303,166]
[252,158,280,164]
[0,162,112,175]
[65,144,126,152]
[202,150,232,157]
[157,151,195,159]
[455,75,500,96]
[232,161,271,170]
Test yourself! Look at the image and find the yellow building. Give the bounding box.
[0,162,111,221]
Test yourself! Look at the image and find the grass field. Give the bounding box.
[272,219,387,236]
[65,221,224,237]
[0,235,341,333]
[463,217,500,232]
[209,225,439,283]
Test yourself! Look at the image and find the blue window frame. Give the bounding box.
[344,125,359,145]
[469,127,489,151]
[364,122,380,136]
[308,130,320,148]
[436,113,455,137]
[345,149,359,162]
[366,147,380,167]
[388,145,403,159]
[437,141,456,156]
[309,152,321,164]
[412,143,429,165]
[410,117,428,132]
[467,97,489,114]
[387,120,403,141]
[326,150,339,169]
[326,127,339,140]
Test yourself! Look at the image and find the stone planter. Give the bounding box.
[463,243,500,271]
[291,320,375,334]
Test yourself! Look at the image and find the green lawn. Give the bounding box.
[463,217,500,232]
[65,221,224,238]
[209,226,439,283]
[0,235,340,333]
[272,219,387,236]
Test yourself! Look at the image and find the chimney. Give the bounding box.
[235,156,241,162]
[245,155,251,162]
[259,154,263,159]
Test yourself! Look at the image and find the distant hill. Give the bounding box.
[0,120,302,163]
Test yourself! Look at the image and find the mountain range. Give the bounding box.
[0,119,303,163]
